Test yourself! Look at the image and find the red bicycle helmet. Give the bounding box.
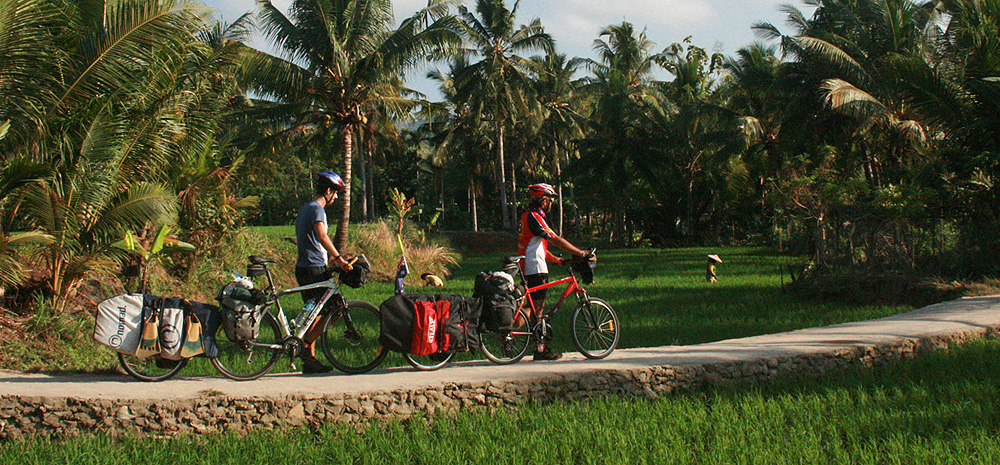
[528,183,557,199]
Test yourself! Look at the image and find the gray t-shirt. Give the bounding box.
[295,200,328,267]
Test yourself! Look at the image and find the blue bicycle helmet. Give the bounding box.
[317,171,345,190]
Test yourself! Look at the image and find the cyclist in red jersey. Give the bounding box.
[518,183,587,361]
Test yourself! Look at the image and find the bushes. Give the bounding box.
[349,220,459,285]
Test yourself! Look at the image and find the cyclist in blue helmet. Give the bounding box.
[294,171,353,374]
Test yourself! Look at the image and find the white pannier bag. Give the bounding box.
[158,303,186,360]
[94,294,145,354]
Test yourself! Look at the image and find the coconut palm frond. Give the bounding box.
[90,182,176,244]
[821,78,890,119]
[55,0,208,110]
[790,36,866,78]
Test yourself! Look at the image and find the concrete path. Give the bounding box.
[3,295,1000,401]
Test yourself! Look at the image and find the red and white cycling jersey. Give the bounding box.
[517,209,558,275]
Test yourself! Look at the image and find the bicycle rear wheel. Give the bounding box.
[404,352,453,371]
[479,308,531,364]
[118,353,187,382]
[211,311,283,380]
[320,300,387,374]
[571,297,619,359]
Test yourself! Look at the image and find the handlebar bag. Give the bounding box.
[338,254,371,288]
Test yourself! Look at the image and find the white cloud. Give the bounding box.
[544,0,716,28]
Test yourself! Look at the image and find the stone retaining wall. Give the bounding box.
[1,326,995,440]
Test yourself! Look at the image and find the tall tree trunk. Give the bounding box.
[555,155,563,236]
[509,160,517,220]
[334,128,353,251]
[365,129,377,221]
[685,167,696,242]
[814,210,827,266]
[498,124,510,230]
[470,181,479,232]
[358,137,368,221]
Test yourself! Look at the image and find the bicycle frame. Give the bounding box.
[518,272,589,322]
[251,266,344,347]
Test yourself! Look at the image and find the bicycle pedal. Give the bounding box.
[289,360,297,371]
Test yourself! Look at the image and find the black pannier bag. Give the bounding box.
[339,254,370,288]
[379,293,482,355]
[187,300,223,358]
[474,271,517,333]
[216,284,267,342]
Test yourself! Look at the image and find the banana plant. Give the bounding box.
[111,225,195,294]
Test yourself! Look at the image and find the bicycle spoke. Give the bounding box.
[321,301,386,374]
[211,312,283,380]
[571,298,620,359]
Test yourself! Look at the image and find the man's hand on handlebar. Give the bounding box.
[331,255,354,272]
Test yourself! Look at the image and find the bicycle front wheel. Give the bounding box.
[571,297,620,359]
[404,352,453,371]
[118,352,187,382]
[479,308,531,364]
[211,311,283,380]
[320,300,387,374]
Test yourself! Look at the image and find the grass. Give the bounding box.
[7,338,1000,463]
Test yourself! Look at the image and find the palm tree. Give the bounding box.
[575,22,663,244]
[20,145,175,310]
[424,56,495,232]
[251,0,461,250]
[0,0,254,306]
[452,0,553,229]
[528,52,585,234]
[756,0,932,189]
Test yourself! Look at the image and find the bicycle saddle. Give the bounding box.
[248,255,275,265]
[502,255,524,264]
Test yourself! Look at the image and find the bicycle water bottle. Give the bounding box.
[294,299,318,329]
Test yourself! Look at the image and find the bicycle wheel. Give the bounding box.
[118,352,187,382]
[571,297,620,359]
[404,352,453,371]
[479,308,532,364]
[320,300,387,374]
[211,311,284,380]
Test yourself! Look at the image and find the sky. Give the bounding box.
[204,0,815,97]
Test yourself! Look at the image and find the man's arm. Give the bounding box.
[548,234,585,264]
[314,221,352,270]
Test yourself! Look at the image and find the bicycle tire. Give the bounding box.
[320,300,387,374]
[118,352,187,382]
[211,311,283,380]
[479,308,532,364]
[404,352,453,371]
[571,297,620,359]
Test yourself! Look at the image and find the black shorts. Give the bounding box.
[295,266,331,305]
[525,273,549,308]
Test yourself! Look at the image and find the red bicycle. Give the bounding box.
[479,249,620,364]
